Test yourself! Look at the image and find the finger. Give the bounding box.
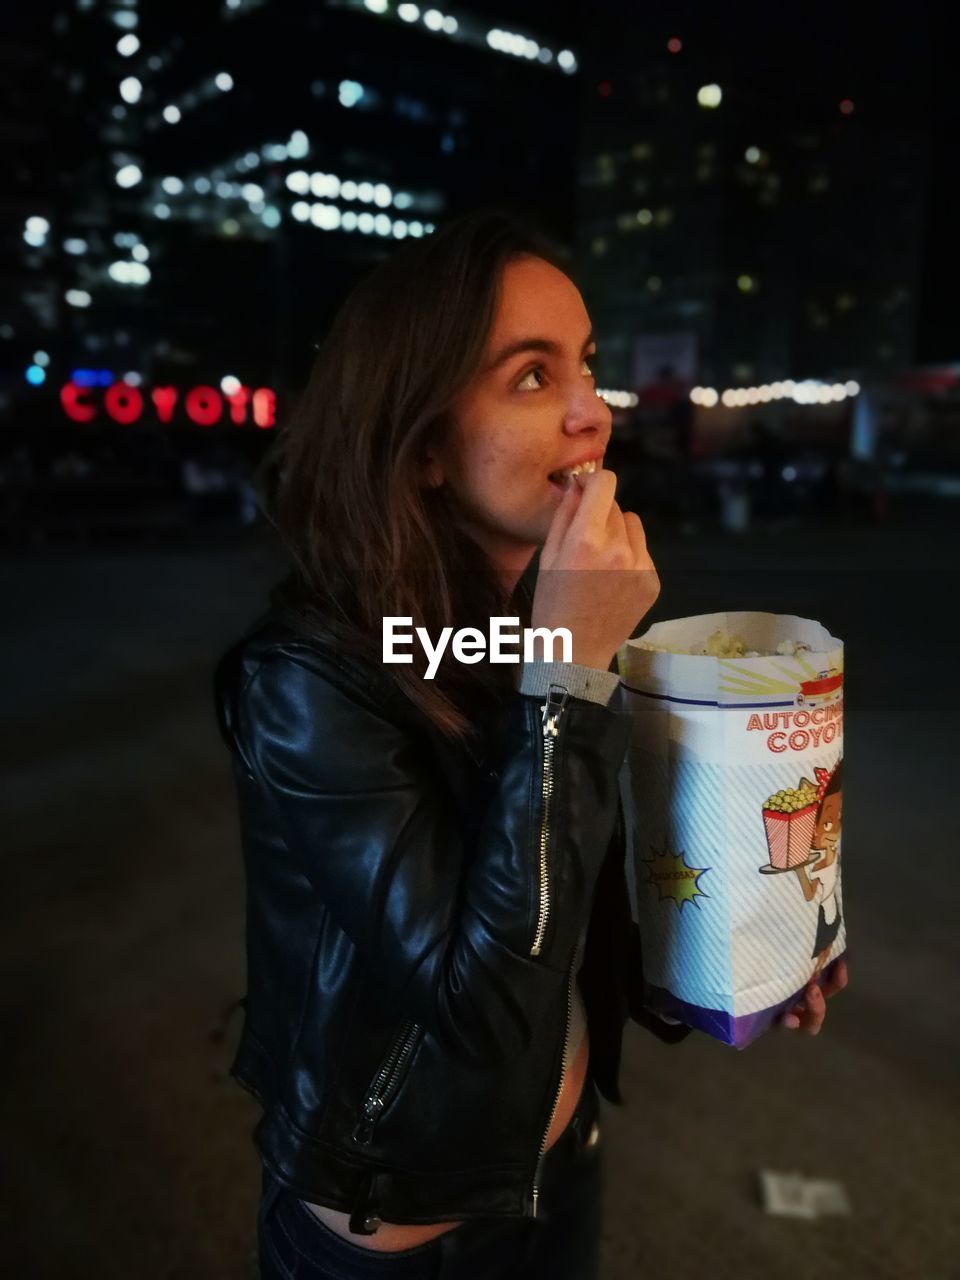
[804,1010,825,1035]
[604,498,629,559]
[802,985,826,1035]
[541,476,583,564]
[622,510,652,568]
[823,959,849,997]
[567,468,618,545]
[781,1012,801,1030]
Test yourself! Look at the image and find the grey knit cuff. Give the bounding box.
[518,661,622,708]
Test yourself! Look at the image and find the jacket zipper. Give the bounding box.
[352,1018,422,1146]
[529,683,571,1218]
[530,964,575,1218]
[530,684,569,958]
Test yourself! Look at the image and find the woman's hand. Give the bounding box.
[533,469,660,671]
[778,959,848,1035]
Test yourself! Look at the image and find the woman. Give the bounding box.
[214,208,841,1279]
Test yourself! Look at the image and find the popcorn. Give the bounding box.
[763,780,818,813]
[637,628,812,659]
[776,639,811,657]
[706,628,747,657]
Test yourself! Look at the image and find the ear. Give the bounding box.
[420,449,445,490]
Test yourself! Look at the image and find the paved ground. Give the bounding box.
[3,513,958,1278]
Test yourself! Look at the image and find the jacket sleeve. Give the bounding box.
[234,648,632,1067]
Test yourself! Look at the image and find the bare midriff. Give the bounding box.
[300,1028,590,1253]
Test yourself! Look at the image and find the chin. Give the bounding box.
[514,513,554,547]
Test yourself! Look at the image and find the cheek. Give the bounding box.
[467,439,545,494]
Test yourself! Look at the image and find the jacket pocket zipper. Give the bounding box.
[530,963,575,1218]
[530,684,569,958]
[352,1018,422,1146]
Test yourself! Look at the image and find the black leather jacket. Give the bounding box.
[213,609,688,1233]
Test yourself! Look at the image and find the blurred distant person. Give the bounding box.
[731,419,788,527]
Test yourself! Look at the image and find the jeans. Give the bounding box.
[257,1078,604,1279]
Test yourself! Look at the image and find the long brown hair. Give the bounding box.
[258,207,574,750]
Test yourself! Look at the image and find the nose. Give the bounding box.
[562,381,612,443]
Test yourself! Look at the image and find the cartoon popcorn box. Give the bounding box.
[759,778,821,874]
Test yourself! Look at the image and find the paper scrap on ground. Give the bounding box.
[758,1169,852,1219]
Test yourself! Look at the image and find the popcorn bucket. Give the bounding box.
[760,787,819,875]
[617,612,846,1048]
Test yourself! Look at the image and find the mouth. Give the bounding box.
[547,457,601,491]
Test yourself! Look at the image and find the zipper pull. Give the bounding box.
[352,1097,384,1146]
[529,1150,547,1218]
[540,684,569,738]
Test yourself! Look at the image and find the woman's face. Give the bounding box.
[812,791,842,868]
[426,255,612,581]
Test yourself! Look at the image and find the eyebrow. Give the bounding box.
[485,328,596,374]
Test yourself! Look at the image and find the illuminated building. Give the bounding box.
[576,42,930,389]
[5,0,580,421]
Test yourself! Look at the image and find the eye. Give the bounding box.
[516,365,546,391]
[823,821,833,831]
[515,353,598,392]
